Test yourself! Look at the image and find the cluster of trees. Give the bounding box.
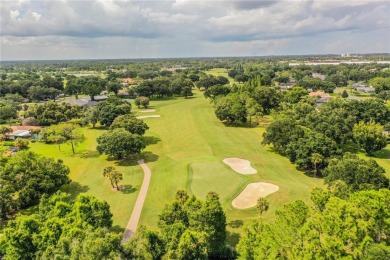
[39,123,85,153]
[205,80,283,124]
[123,190,233,259]
[262,97,389,174]
[0,191,120,259]
[370,77,390,100]
[96,112,149,159]
[25,102,81,126]
[0,189,232,259]
[0,151,70,221]
[237,188,390,259]
[82,96,132,128]
[134,75,194,99]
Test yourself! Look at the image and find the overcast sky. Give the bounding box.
[1,0,389,60]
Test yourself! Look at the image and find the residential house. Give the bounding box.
[6,126,41,140]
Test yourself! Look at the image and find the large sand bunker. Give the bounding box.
[139,109,156,113]
[223,158,257,174]
[232,182,279,209]
[136,115,161,119]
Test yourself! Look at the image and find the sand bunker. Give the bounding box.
[223,158,257,174]
[232,182,279,209]
[139,109,156,113]
[136,115,161,119]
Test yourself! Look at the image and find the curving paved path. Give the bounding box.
[122,159,151,243]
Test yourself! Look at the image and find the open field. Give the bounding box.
[27,90,390,245]
[135,90,325,242]
[29,128,144,231]
[205,68,238,84]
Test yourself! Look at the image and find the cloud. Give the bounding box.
[0,0,389,60]
[31,12,41,21]
[10,10,21,20]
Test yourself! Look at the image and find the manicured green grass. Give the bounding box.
[29,128,144,231]
[205,68,238,84]
[135,91,324,243]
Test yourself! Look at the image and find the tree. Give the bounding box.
[122,226,166,259]
[0,105,17,123]
[1,191,120,259]
[103,166,116,188]
[14,138,29,150]
[0,151,70,218]
[83,106,100,128]
[284,87,308,104]
[353,121,387,155]
[0,126,12,141]
[55,124,85,154]
[82,76,106,101]
[252,86,283,114]
[311,153,323,177]
[135,96,150,109]
[107,79,122,95]
[97,97,132,127]
[341,89,349,98]
[21,117,38,126]
[176,230,208,260]
[256,197,269,217]
[110,114,149,135]
[285,130,341,171]
[96,128,146,159]
[65,76,83,99]
[323,153,389,191]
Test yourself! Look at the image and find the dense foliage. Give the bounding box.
[237,189,390,260]
[0,192,120,259]
[96,128,146,159]
[0,151,70,220]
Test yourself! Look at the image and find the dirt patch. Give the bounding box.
[139,109,156,113]
[223,158,257,174]
[136,115,161,119]
[232,182,279,209]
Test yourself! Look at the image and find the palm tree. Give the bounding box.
[311,153,323,177]
[257,197,269,217]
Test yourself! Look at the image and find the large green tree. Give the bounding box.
[323,153,389,191]
[0,151,70,220]
[96,128,146,159]
[1,191,120,259]
[110,114,149,136]
[353,121,387,155]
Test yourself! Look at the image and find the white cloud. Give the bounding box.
[31,12,41,22]
[0,0,389,60]
[10,10,21,20]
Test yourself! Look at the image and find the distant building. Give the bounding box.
[6,126,41,140]
[352,83,375,93]
[279,84,293,91]
[309,90,331,104]
[63,95,107,108]
[312,73,326,80]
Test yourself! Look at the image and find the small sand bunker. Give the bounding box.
[232,182,279,209]
[139,109,156,113]
[136,115,161,119]
[223,158,257,174]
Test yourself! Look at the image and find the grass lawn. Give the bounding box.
[205,68,239,84]
[29,128,144,231]
[135,90,324,244]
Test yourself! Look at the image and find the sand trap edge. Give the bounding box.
[223,158,257,175]
[232,182,279,209]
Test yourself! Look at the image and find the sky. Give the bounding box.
[1,0,390,60]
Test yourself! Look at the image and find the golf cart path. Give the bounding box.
[122,159,151,242]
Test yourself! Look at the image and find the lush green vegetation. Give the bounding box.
[1,57,389,258]
[28,128,144,229]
